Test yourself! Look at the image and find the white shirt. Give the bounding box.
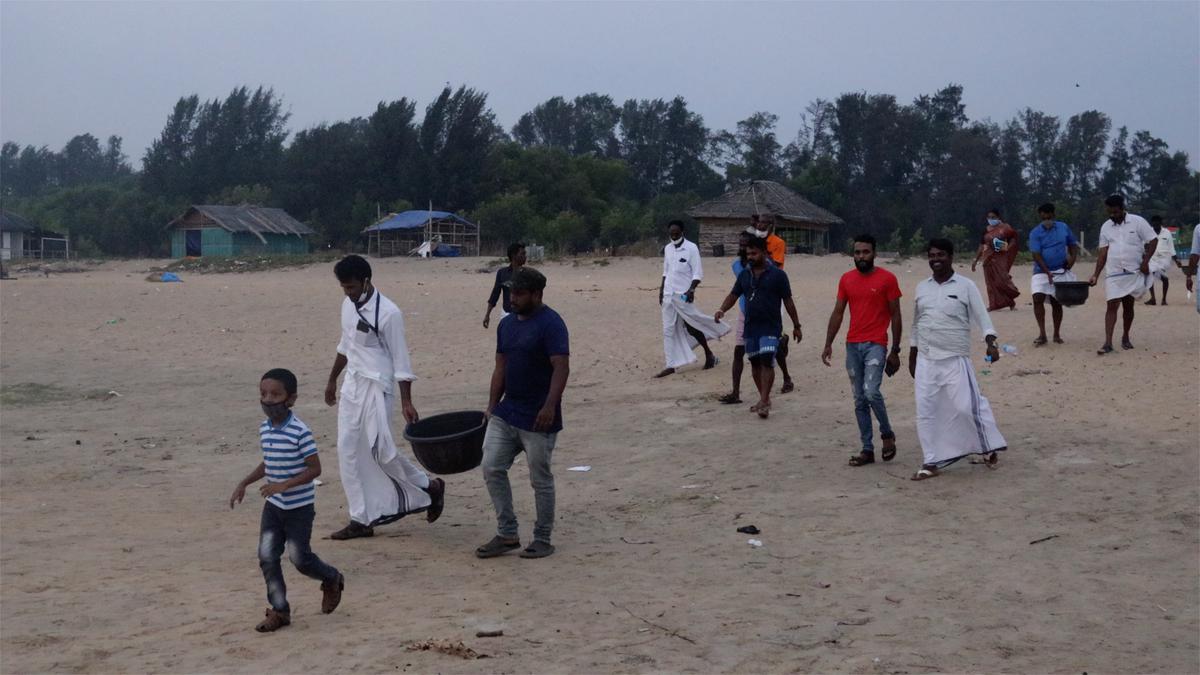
[1192,226,1200,256]
[909,273,996,360]
[662,238,703,295]
[1098,214,1157,276]
[336,291,416,394]
[1151,228,1176,263]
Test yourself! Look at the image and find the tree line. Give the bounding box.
[2,83,1196,257]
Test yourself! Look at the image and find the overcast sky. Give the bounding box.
[3,1,1198,168]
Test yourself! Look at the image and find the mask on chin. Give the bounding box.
[356,281,372,304]
[670,236,682,244]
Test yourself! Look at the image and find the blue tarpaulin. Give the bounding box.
[363,210,477,232]
[432,244,460,257]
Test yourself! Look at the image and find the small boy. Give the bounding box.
[230,368,344,632]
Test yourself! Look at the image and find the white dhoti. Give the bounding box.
[337,372,431,526]
[1148,258,1173,282]
[1030,269,1077,298]
[661,296,731,369]
[1105,271,1150,301]
[914,355,1007,467]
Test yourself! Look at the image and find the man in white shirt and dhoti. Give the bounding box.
[324,255,445,540]
[655,220,730,378]
[1088,194,1158,355]
[907,238,1006,481]
[1145,215,1176,306]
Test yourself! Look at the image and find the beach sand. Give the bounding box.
[1,254,1197,673]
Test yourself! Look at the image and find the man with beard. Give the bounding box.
[760,213,796,394]
[476,267,570,560]
[821,234,903,466]
[908,239,1006,481]
[714,236,802,419]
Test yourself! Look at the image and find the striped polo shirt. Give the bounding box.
[259,412,318,509]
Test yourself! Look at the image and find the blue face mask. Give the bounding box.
[987,218,1001,227]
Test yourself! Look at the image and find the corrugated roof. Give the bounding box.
[686,180,843,226]
[170,205,315,243]
[0,209,38,233]
[363,210,478,233]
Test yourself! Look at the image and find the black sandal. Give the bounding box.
[519,541,555,559]
[330,521,374,540]
[849,451,875,466]
[475,536,521,558]
[718,392,742,404]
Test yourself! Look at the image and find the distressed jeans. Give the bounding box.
[481,416,557,544]
[259,502,339,613]
[846,342,894,453]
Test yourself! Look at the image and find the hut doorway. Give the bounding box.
[185,230,202,256]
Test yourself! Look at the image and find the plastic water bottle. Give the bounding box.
[1001,344,1018,356]
[982,354,992,375]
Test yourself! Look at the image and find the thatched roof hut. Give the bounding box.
[687,180,842,256]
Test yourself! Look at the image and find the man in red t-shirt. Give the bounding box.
[821,234,903,467]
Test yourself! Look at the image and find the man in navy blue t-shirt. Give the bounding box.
[476,267,570,560]
[715,236,803,419]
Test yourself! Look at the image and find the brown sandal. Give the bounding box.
[881,435,897,462]
[849,451,875,466]
[255,608,291,632]
[911,466,939,481]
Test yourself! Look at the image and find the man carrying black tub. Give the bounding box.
[476,267,570,560]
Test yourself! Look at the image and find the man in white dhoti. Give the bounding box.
[1088,194,1158,355]
[907,238,1005,481]
[1027,203,1080,346]
[655,220,731,378]
[1145,216,1176,306]
[324,255,445,540]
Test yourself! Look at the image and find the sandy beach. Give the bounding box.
[1,254,1197,673]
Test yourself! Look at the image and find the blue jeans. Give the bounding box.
[258,502,339,613]
[482,416,557,544]
[845,342,893,453]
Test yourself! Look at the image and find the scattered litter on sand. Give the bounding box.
[747,539,763,547]
[568,465,591,472]
[406,639,487,659]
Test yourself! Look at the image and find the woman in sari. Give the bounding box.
[972,208,1021,311]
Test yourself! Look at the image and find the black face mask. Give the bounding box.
[261,400,290,420]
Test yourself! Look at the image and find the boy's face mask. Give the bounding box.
[261,400,290,420]
[987,218,1000,227]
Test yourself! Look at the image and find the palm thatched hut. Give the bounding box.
[687,180,842,256]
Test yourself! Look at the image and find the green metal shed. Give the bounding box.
[167,205,314,258]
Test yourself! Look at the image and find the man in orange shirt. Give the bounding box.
[759,213,795,393]
[762,213,787,269]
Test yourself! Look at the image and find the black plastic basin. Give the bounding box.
[403,410,487,475]
[1054,281,1090,307]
